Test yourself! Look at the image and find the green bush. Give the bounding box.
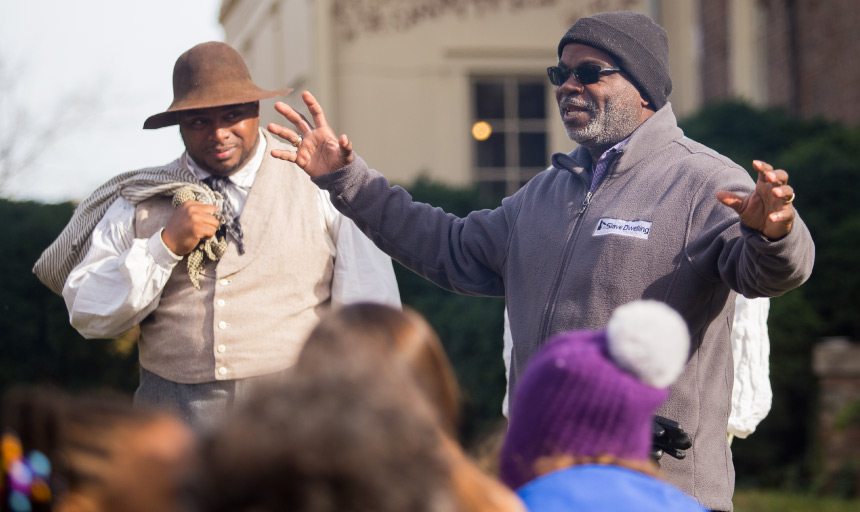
[734,489,860,512]
[0,200,139,395]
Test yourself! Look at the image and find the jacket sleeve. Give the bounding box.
[312,155,514,297]
[685,165,815,298]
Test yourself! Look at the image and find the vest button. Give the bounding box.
[218,321,228,329]
[217,344,227,353]
[217,299,226,307]
[218,367,228,375]
[219,278,230,286]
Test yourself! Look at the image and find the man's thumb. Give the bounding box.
[716,191,743,212]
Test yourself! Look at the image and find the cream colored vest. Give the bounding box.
[134,132,333,383]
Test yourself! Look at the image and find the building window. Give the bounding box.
[471,76,548,202]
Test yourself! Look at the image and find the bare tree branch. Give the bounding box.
[0,56,103,197]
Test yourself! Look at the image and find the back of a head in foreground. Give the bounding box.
[296,303,461,436]
[295,304,526,512]
[194,368,454,512]
[499,300,690,490]
[1,387,195,512]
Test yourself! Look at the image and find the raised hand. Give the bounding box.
[267,90,354,178]
[162,201,220,256]
[717,160,796,240]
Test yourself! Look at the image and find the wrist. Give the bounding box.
[158,228,184,259]
[152,229,183,264]
[759,226,791,242]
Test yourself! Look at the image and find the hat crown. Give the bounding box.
[143,41,293,129]
[170,42,254,110]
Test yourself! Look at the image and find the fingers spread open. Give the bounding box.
[752,160,773,175]
[769,168,789,185]
[339,134,352,155]
[270,148,297,163]
[753,160,789,185]
[774,185,795,202]
[303,90,330,130]
[267,122,299,140]
[274,101,313,134]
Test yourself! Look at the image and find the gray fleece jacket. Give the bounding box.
[313,104,815,511]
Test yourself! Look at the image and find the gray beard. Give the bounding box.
[564,95,641,154]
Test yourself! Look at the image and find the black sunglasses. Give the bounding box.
[546,64,621,86]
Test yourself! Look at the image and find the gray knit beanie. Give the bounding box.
[557,11,672,109]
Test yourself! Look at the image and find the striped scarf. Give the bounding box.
[32,159,224,295]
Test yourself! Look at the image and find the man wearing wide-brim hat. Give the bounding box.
[35,42,400,430]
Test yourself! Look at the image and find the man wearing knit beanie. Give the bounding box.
[550,10,672,162]
[499,300,706,511]
[557,11,672,111]
[269,9,815,512]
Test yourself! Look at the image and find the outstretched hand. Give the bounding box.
[267,90,354,178]
[717,160,796,240]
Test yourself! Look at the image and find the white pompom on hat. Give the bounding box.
[607,300,690,388]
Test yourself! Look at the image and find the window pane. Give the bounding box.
[518,82,545,119]
[475,82,505,119]
[518,132,547,167]
[476,131,506,167]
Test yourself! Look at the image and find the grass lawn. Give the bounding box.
[734,490,860,512]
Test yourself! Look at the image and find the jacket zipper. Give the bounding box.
[579,191,592,214]
[536,154,622,344]
[537,192,591,344]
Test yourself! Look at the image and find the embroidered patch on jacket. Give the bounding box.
[593,218,652,239]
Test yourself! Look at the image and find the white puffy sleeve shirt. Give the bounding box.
[63,133,400,339]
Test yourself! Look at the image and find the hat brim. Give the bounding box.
[143,87,294,130]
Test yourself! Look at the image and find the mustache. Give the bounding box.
[209,143,238,152]
[560,96,598,114]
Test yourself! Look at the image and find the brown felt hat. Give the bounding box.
[143,41,293,129]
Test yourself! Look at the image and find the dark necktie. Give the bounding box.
[204,175,245,255]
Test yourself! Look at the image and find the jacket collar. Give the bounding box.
[551,103,682,179]
[614,102,683,173]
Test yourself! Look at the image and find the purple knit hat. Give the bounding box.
[499,300,689,490]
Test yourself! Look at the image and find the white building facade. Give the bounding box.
[219,0,766,197]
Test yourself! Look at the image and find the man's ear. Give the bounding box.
[640,95,656,111]
[632,83,655,112]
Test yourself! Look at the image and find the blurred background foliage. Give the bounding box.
[0,200,139,393]
[1,100,859,496]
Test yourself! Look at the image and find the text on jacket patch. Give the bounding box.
[593,218,652,240]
